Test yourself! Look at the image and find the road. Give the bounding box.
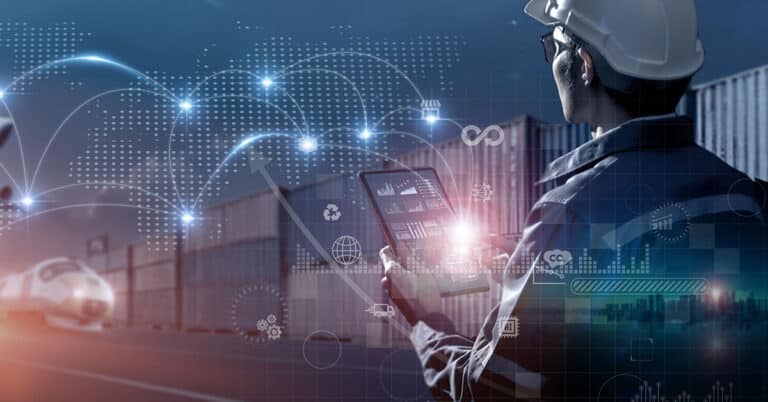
[0,323,431,402]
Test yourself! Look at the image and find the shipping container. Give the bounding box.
[685,65,768,180]
[182,239,282,332]
[286,263,408,347]
[102,269,128,325]
[389,115,589,236]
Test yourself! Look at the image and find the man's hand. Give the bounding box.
[379,246,442,325]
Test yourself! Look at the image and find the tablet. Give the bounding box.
[359,168,490,297]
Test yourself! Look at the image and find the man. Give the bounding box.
[381,0,768,400]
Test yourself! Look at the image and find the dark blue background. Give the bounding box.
[1,0,767,267]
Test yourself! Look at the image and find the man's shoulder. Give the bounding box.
[534,143,763,222]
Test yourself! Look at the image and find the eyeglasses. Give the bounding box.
[540,27,577,64]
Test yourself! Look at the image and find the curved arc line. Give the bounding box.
[315,142,434,188]
[189,132,294,210]
[0,99,29,191]
[274,67,368,127]
[168,94,306,210]
[0,161,23,195]
[272,86,310,135]
[166,111,187,209]
[195,94,305,135]
[32,181,179,211]
[187,68,255,97]
[373,106,420,128]
[186,68,310,134]
[315,126,356,139]
[374,129,465,215]
[4,56,178,101]
[3,203,173,231]
[276,51,425,101]
[29,88,178,192]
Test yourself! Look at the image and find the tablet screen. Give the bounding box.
[360,168,455,263]
[360,168,491,296]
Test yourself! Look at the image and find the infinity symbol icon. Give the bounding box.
[461,124,505,146]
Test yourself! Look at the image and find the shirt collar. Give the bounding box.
[538,114,695,184]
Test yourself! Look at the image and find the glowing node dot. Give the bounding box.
[179,100,193,111]
[298,137,318,153]
[21,196,33,208]
[711,286,722,301]
[359,128,373,140]
[261,78,273,88]
[181,213,194,224]
[425,115,439,125]
[0,90,5,100]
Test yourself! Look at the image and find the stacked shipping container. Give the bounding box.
[86,114,589,346]
[687,65,768,180]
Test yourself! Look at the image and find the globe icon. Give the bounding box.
[331,235,362,266]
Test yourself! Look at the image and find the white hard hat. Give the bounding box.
[524,0,704,81]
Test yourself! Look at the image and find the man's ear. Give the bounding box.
[577,48,594,86]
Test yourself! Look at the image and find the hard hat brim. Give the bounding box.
[524,0,558,26]
[523,0,704,81]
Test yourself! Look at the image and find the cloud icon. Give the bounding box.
[543,249,573,268]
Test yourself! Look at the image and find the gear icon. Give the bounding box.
[231,283,288,345]
[266,324,282,340]
[256,319,268,331]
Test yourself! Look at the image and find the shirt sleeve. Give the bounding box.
[406,201,583,401]
[409,307,514,401]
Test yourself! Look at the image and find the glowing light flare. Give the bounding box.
[298,136,318,153]
[261,77,274,88]
[78,55,111,63]
[21,196,34,208]
[424,115,439,125]
[179,100,193,111]
[359,128,373,140]
[449,220,477,255]
[711,286,722,302]
[70,55,123,69]
[181,213,195,225]
[0,90,5,99]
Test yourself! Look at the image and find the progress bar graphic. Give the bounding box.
[569,278,709,295]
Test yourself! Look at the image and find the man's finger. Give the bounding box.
[383,260,402,276]
[379,245,395,261]
[379,246,403,274]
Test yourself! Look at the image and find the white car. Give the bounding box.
[0,257,114,332]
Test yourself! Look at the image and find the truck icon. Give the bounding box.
[366,304,395,319]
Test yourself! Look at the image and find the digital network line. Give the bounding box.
[0,50,475,253]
